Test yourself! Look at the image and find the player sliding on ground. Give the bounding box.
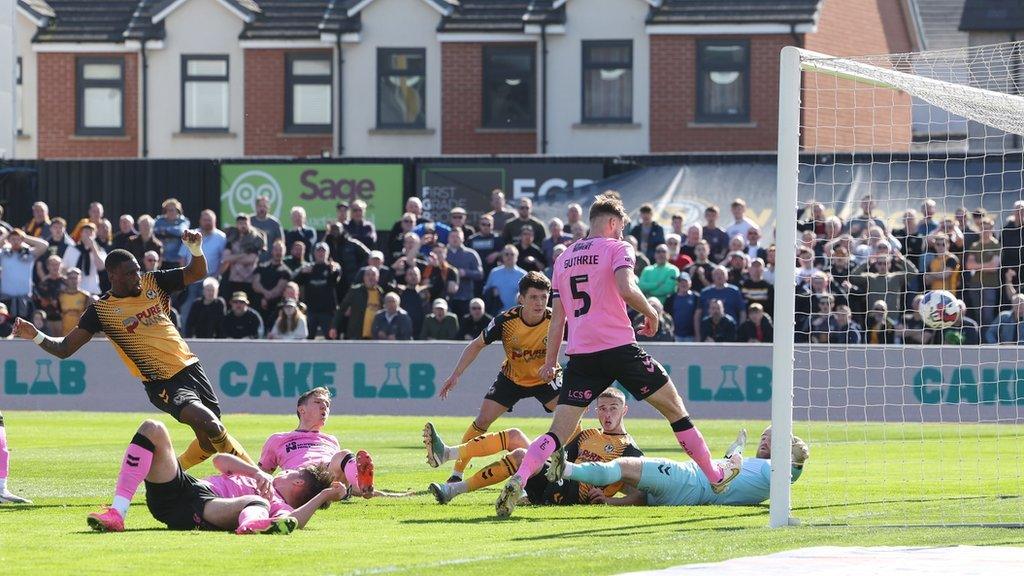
[424,388,642,505]
[496,192,742,518]
[259,387,378,497]
[432,272,562,484]
[551,427,808,507]
[12,232,254,471]
[87,419,345,534]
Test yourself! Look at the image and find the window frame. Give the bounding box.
[16,56,23,135]
[482,45,536,129]
[695,39,751,124]
[180,54,230,133]
[285,53,333,134]
[76,56,125,136]
[376,48,427,130]
[580,40,634,124]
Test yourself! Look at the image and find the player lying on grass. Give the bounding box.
[259,387,376,496]
[0,410,31,504]
[13,233,254,471]
[87,419,345,534]
[547,426,808,507]
[435,272,562,484]
[423,387,642,505]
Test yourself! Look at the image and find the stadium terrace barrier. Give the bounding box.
[2,341,1023,421]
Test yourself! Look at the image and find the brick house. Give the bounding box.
[13,0,917,159]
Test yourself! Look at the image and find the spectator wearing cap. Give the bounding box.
[365,250,396,292]
[702,206,730,263]
[333,266,384,340]
[664,234,693,271]
[153,198,190,269]
[2,228,49,319]
[467,214,503,280]
[446,229,482,318]
[458,297,491,340]
[125,214,163,264]
[70,202,111,242]
[665,272,700,342]
[448,207,476,238]
[541,218,572,265]
[739,258,774,316]
[250,195,283,262]
[252,239,293,328]
[399,267,430,338]
[112,214,135,251]
[371,292,413,341]
[700,266,746,323]
[501,197,546,246]
[421,298,459,340]
[324,221,371,297]
[701,299,737,343]
[630,204,666,261]
[294,242,341,339]
[638,244,680,305]
[421,243,460,304]
[33,255,65,335]
[268,298,308,340]
[345,199,377,248]
[61,223,106,295]
[285,206,316,261]
[221,291,264,339]
[737,303,773,343]
[24,201,51,240]
[483,245,526,314]
[185,277,226,338]
[388,212,418,264]
[57,268,93,335]
[724,250,748,286]
[484,189,516,234]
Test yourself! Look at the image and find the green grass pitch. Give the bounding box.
[1,411,1022,575]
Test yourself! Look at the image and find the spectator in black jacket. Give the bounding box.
[630,203,666,261]
[701,298,737,342]
[294,242,341,339]
[185,277,226,338]
[285,206,316,261]
[458,297,491,340]
[324,223,371,299]
[737,303,773,343]
[371,292,413,341]
[221,291,263,339]
[399,267,429,338]
[829,304,863,344]
[345,199,377,248]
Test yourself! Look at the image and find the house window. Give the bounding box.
[76,57,125,135]
[377,48,426,129]
[696,40,750,123]
[582,41,633,123]
[286,54,332,133]
[15,56,22,134]
[182,55,229,131]
[483,46,535,129]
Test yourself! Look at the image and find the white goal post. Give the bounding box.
[771,43,1024,528]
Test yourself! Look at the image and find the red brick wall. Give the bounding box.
[244,49,334,157]
[649,35,790,153]
[441,42,537,154]
[37,52,139,159]
[802,0,916,152]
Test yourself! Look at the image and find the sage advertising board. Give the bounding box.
[416,162,604,225]
[4,341,1023,424]
[220,164,404,231]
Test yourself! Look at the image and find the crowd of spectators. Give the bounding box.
[2,191,1022,345]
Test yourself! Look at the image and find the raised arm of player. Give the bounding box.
[180,229,208,286]
[615,267,659,337]
[539,301,566,383]
[440,335,488,399]
[213,453,276,499]
[12,317,94,359]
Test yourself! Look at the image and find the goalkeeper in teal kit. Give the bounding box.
[546,426,808,506]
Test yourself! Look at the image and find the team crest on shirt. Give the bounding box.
[146,289,157,299]
[604,443,615,454]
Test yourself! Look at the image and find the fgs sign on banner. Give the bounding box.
[221,164,405,230]
[416,163,603,224]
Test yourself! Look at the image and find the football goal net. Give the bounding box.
[771,42,1024,528]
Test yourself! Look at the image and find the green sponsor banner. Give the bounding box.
[220,164,405,231]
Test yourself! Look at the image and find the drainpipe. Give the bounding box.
[541,23,548,154]
[789,22,802,48]
[141,41,149,157]
[336,33,344,156]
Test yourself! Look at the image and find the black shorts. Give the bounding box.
[484,372,560,412]
[145,465,217,530]
[144,362,222,422]
[559,343,669,408]
[524,466,580,506]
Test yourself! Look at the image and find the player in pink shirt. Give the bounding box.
[496,192,742,518]
[86,418,346,534]
[258,387,375,496]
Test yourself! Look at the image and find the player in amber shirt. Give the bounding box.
[432,272,561,484]
[13,230,254,474]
